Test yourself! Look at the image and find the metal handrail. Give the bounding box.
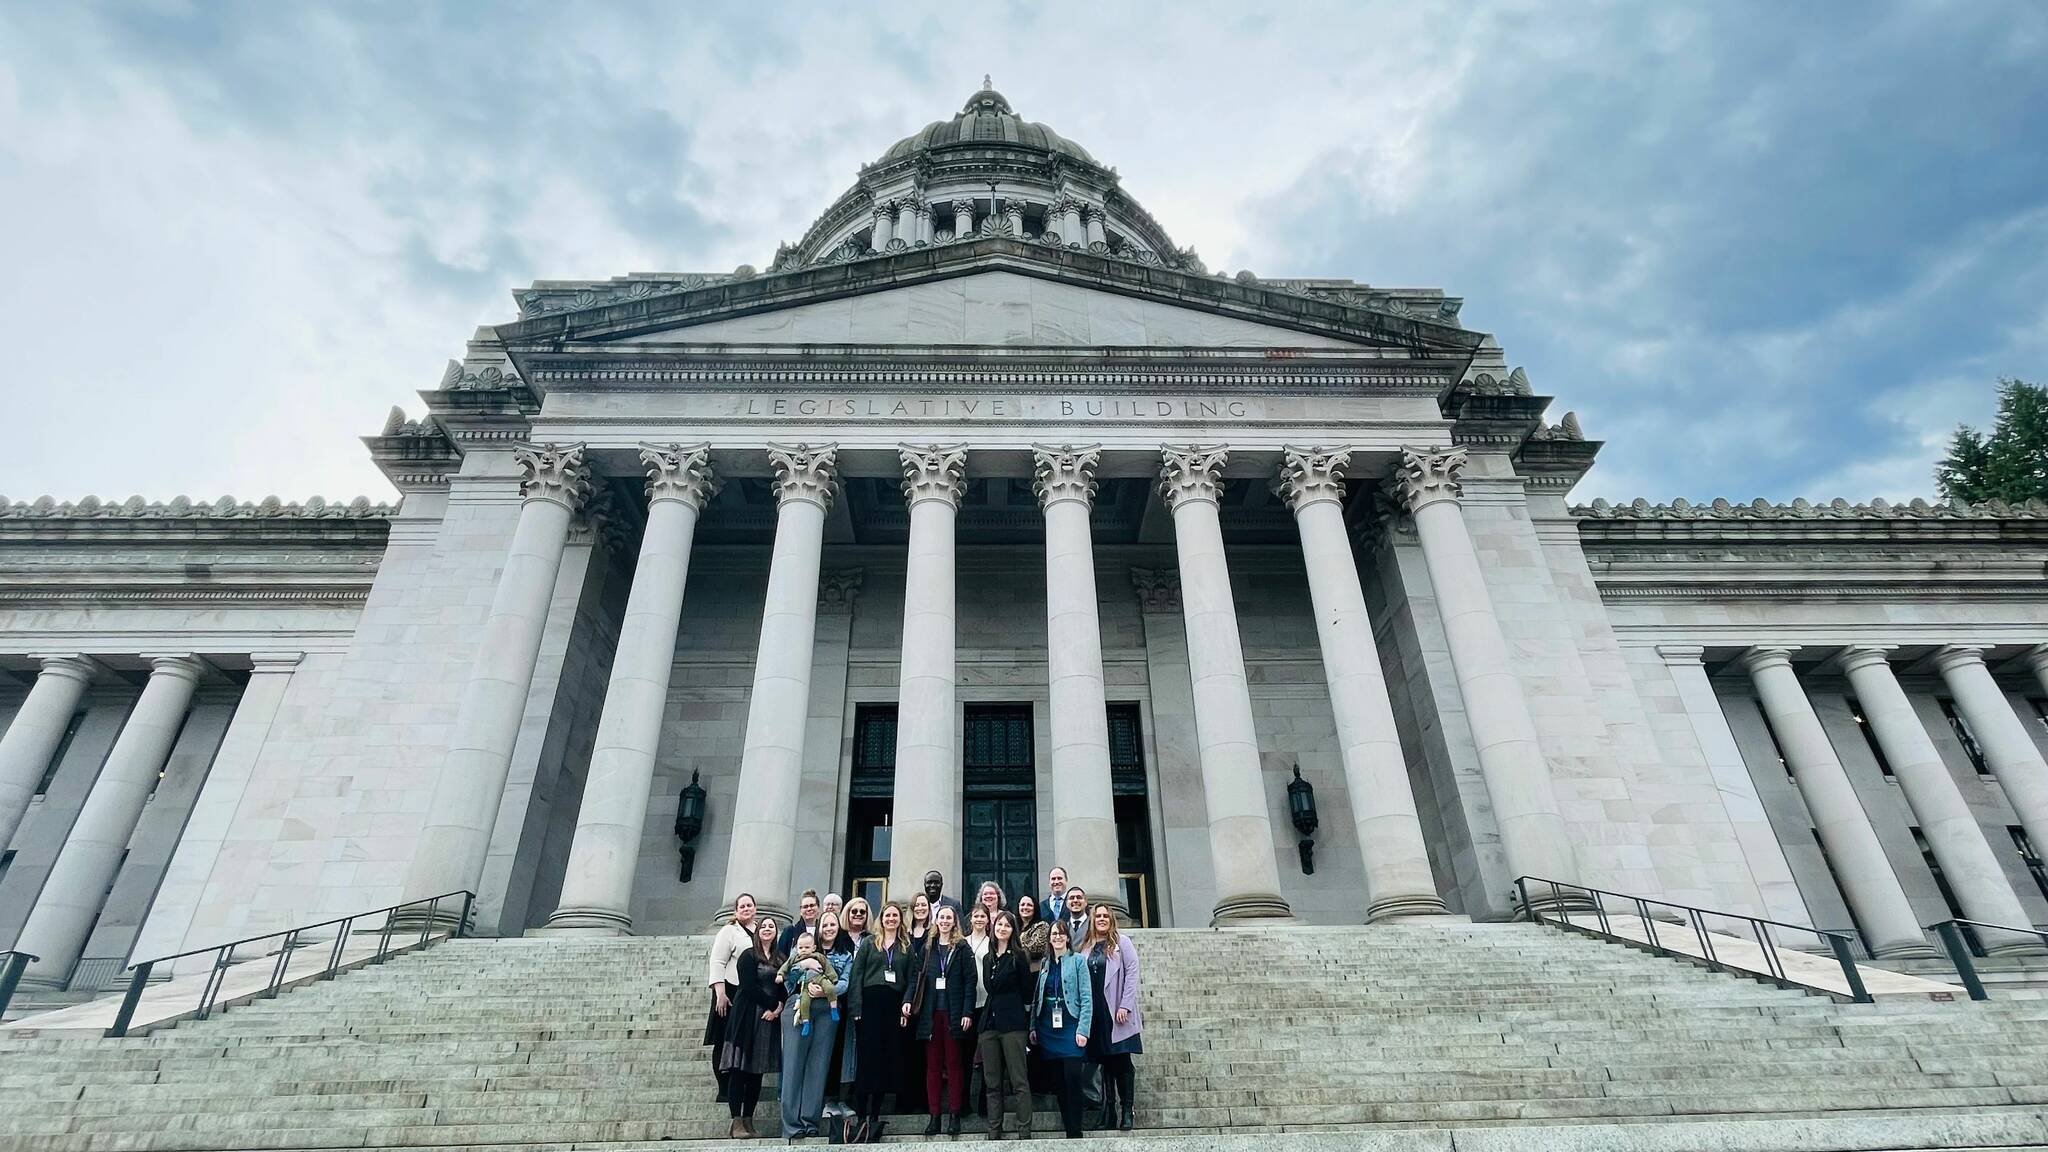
[1927,918,2048,1002]
[1516,875,1872,1004]
[0,950,40,1020]
[107,890,474,1037]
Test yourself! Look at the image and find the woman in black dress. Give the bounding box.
[719,916,783,1138]
[847,902,915,1142]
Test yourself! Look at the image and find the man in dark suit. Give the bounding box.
[1041,866,1069,924]
[1059,886,1091,944]
[923,870,963,922]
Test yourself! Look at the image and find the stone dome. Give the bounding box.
[877,82,1096,165]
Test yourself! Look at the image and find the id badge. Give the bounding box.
[936,976,947,991]
[1051,1003,1064,1029]
[885,969,897,984]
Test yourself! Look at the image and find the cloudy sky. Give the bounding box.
[2,1,2043,505]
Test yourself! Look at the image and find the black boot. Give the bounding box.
[924,1114,943,1137]
[1095,1070,1117,1132]
[1117,1066,1135,1131]
[946,1112,963,1137]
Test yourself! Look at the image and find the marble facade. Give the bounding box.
[5,84,2048,990]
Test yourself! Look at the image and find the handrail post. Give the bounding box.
[1933,921,1989,1001]
[1515,877,1530,921]
[1826,934,1873,1004]
[107,961,153,1038]
[266,930,297,998]
[419,896,439,947]
[325,916,353,980]
[459,891,475,938]
[0,952,33,1021]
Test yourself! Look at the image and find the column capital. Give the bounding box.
[1835,644,1899,675]
[639,443,720,510]
[29,654,100,687]
[514,443,593,512]
[1654,644,1705,666]
[1032,444,1101,509]
[248,651,306,674]
[1130,567,1182,614]
[1394,445,1467,512]
[1274,446,1351,512]
[1932,644,1990,674]
[768,443,839,511]
[141,654,208,684]
[1158,445,1228,510]
[899,444,968,508]
[2027,644,2048,675]
[1737,646,1800,675]
[817,568,865,614]
[873,200,897,221]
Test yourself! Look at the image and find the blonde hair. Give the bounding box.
[843,896,871,926]
[932,902,964,946]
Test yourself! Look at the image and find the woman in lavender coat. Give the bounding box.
[1081,904,1142,1131]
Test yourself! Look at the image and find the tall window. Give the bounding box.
[2014,827,2048,905]
[35,711,86,796]
[1106,703,1159,926]
[1846,699,1893,778]
[1911,828,1965,921]
[1940,700,1992,776]
[842,706,897,909]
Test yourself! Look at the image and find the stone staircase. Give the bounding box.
[3,922,2047,1152]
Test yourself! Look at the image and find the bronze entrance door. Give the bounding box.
[962,704,1037,907]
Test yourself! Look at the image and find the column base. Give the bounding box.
[531,906,633,937]
[1868,940,1942,961]
[1209,893,1297,926]
[1366,894,1453,922]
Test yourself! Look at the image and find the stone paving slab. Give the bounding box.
[1545,914,1965,1000]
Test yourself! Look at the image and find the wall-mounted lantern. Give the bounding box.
[674,770,707,882]
[1287,764,1319,875]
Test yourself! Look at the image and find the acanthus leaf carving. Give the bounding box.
[1395,446,1467,512]
[639,443,719,510]
[1274,446,1351,512]
[1158,445,1228,511]
[767,443,840,511]
[899,444,969,508]
[513,443,592,511]
[1031,444,1101,509]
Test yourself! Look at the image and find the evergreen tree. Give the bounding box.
[1935,379,2048,505]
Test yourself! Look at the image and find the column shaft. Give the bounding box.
[1034,447,1121,914]
[1936,646,2048,888]
[722,444,837,921]
[18,655,204,985]
[545,445,716,934]
[1397,448,1576,897]
[888,446,966,901]
[0,656,96,852]
[1742,648,1928,956]
[403,445,589,907]
[1160,447,1291,923]
[1280,449,1445,920]
[1842,647,2033,949]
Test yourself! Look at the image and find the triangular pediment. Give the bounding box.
[489,239,1482,356]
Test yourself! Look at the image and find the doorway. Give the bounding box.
[962,704,1037,906]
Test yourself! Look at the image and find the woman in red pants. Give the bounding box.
[905,903,977,1135]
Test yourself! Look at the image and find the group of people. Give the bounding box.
[704,867,1143,1142]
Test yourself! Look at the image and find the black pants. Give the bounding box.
[1055,1058,1091,1137]
[727,1072,763,1118]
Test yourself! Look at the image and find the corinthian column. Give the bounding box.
[722,444,838,922]
[1935,645,2048,882]
[1033,446,1122,915]
[871,201,896,251]
[0,654,97,852]
[545,444,718,934]
[1396,446,1577,902]
[1741,647,1929,956]
[1159,446,1292,923]
[887,445,968,901]
[18,655,204,986]
[1277,448,1446,920]
[1839,646,2034,949]
[403,444,590,909]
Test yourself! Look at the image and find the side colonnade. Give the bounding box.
[1732,645,2048,956]
[1,652,303,988]
[397,436,1584,931]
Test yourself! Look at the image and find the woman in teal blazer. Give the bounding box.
[1029,920,1094,1137]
